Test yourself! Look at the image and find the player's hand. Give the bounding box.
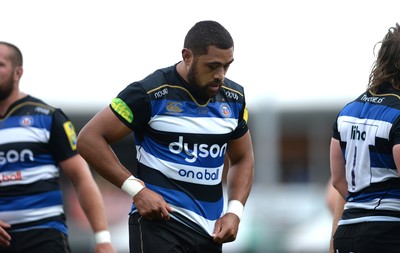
[0,220,11,247]
[212,213,240,243]
[133,188,173,221]
[94,242,116,253]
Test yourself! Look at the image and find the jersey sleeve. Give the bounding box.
[332,116,340,140]
[110,82,151,131]
[48,109,78,162]
[230,104,249,139]
[390,116,400,145]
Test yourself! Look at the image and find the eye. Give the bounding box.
[207,63,219,70]
[223,64,231,70]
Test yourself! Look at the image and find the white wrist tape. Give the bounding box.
[121,175,145,197]
[94,230,111,244]
[226,200,244,220]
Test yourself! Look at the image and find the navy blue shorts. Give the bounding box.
[334,221,400,253]
[129,212,222,253]
[0,228,70,253]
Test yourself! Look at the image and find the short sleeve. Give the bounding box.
[110,82,151,131]
[332,116,340,140]
[48,109,78,162]
[230,106,249,139]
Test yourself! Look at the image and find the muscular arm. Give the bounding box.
[60,154,115,252]
[330,138,348,198]
[77,106,173,221]
[77,106,133,187]
[213,130,254,243]
[329,137,347,253]
[226,131,254,206]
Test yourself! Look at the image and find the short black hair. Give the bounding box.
[0,41,23,67]
[184,20,234,56]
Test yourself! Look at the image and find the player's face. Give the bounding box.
[187,45,234,100]
[0,45,17,101]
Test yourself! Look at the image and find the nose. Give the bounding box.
[213,67,225,82]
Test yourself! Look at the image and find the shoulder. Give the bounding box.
[219,78,246,105]
[10,96,58,117]
[222,78,245,96]
[136,65,177,91]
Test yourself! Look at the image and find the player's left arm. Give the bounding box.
[330,138,347,199]
[60,155,116,253]
[213,130,254,243]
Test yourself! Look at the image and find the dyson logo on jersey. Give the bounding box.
[169,136,227,163]
[0,149,34,165]
[0,171,22,184]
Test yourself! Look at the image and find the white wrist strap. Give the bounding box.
[121,175,145,197]
[94,230,111,244]
[226,200,244,220]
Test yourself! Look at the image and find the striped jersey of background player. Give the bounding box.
[0,41,115,253]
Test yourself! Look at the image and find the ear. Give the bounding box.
[14,66,23,81]
[14,66,24,81]
[181,48,193,65]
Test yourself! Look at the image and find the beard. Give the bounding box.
[0,73,14,101]
[187,64,223,101]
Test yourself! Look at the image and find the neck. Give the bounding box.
[0,91,27,116]
[176,61,188,82]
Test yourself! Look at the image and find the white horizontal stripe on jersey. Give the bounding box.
[0,126,50,145]
[137,147,224,185]
[339,215,400,225]
[369,167,399,183]
[338,116,392,140]
[0,165,59,186]
[0,205,64,225]
[170,204,217,236]
[345,198,400,211]
[150,115,238,134]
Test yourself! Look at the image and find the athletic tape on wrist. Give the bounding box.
[94,230,111,244]
[121,175,145,197]
[226,200,244,220]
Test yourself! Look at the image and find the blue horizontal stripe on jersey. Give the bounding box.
[4,114,52,130]
[137,135,225,168]
[341,101,400,123]
[370,151,396,170]
[35,221,68,235]
[11,221,68,235]
[0,154,55,172]
[348,189,400,202]
[0,190,63,211]
[133,183,223,220]
[150,100,241,119]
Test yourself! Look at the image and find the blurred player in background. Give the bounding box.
[0,41,115,253]
[330,23,400,253]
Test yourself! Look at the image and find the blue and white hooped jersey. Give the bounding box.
[333,85,400,225]
[111,64,249,236]
[0,96,77,235]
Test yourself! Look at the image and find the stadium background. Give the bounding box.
[2,0,400,252]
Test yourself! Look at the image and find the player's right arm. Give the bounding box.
[77,106,133,187]
[76,106,172,220]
